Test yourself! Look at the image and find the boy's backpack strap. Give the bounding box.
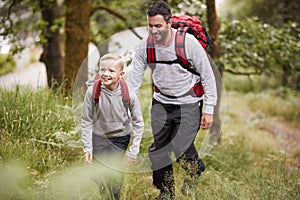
[91,75,130,117]
[92,76,102,106]
[91,75,102,117]
[119,78,130,114]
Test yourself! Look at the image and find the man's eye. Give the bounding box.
[155,25,162,28]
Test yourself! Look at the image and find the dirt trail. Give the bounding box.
[0,48,47,89]
[0,62,47,89]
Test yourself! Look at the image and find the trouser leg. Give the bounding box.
[177,143,205,195]
[149,99,176,198]
[92,134,130,200]
[149,99,203,198]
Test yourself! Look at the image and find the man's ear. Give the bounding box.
[167,18,172,27]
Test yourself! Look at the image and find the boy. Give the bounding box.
[81,54,144,199]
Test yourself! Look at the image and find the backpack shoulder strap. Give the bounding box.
[119,78,130,105]
[91,77,130,116]
[175,27,190,68]
[147,34,156,64]
[91,75,102,117]
[175,27,200,76]
[92,75,102,106]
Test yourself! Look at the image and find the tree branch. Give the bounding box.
[90,4,126,20]
[90,4,143,40]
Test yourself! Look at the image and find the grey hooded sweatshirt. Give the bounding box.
[81,80,144,159]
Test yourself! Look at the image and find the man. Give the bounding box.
[126,1,217,199]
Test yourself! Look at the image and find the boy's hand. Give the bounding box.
[124,154,136,167]
[84,152,93,164]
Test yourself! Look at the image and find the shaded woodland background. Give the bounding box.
[0,0,299,199]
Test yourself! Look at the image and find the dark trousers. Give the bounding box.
[148,99,205,191]
[92,134,130,199]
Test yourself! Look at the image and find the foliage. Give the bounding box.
[90,0,152,44]
[218,17,300,89]
[0,54,16,75]
[222,0,300,28]
[170,0,207,22]
[0,0,40,54]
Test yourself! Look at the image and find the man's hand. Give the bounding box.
[124,154,136,167]
[200,113,213,130]
[84,152,93,164]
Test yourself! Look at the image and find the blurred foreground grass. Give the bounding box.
[0,82,299,199]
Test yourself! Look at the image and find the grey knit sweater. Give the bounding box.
[127,29,217,114]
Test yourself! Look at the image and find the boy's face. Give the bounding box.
[147,14,171,44]
[99,63,124,91]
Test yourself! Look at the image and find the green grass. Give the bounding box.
[246,87,300,125]
[0,84,299,199]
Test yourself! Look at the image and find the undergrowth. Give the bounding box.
[0,86,299,199]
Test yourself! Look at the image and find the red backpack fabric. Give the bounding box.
[92,74,130,115]
[171,15,210,52]
[146,15,211,98]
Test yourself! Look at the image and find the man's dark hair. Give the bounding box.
[147,1,172,22]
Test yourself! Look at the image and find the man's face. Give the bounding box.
[147,14,171,43]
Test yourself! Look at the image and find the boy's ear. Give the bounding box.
[120,71,125,78]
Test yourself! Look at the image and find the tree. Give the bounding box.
[219,18,300,90]
[1,0,149,92]
[223,0,300,28]
[63,0,91,94]
[39,0,64,89]
[206,0,222,143]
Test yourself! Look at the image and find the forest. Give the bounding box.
[0,0,299,199]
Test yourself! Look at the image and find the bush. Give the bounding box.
[0,54,16,75]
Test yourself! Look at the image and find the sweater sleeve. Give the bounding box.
[126,41,148,95]
[81,85,94,153]
[125,90,144,159]
[186,35,217,114]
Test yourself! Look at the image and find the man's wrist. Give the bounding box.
[204,104,214,115]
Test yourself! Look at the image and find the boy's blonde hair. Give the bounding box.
[99,54,124,71]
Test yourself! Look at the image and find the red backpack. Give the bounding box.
[147,15,211,98]
[91,74,130,115]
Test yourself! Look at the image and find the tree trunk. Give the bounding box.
[206,0,222,144]
[64,0,91,95]
[39,0,64,89]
